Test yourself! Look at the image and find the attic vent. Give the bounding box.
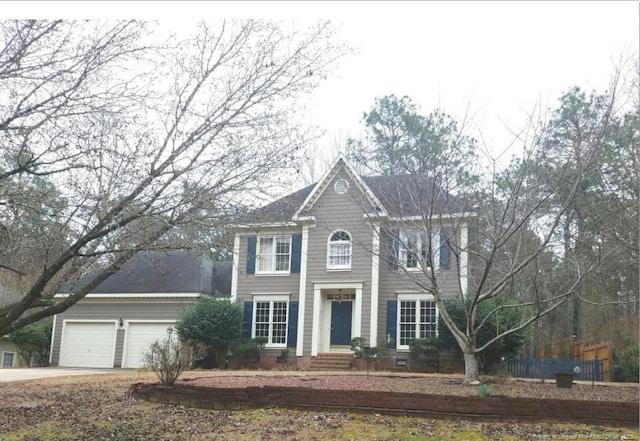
[334,179,349,195]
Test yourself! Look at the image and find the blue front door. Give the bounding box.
[330,301,352,346]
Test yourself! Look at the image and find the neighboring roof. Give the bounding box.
[64,250,232,297]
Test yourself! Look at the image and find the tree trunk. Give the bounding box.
[463,349,481,385]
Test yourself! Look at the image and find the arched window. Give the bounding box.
[327,230,352,270]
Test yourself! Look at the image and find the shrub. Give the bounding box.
[142,337,191,386]
[8,318,52,366]
[351,337,378,376]
[610,345,639,383]
[176,297,242,368]
[230,337,267,368]
[408,338,440,373]
[477,384,492,398]
[438,298,526,374]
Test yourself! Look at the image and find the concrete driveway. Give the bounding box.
[0,367,116,383]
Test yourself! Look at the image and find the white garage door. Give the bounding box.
[122,322,175,368]
[59,322,116,368]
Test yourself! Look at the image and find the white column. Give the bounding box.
[230,233,240,302]
[354,286,363,340]
[459,222,468,297]
[296,225,309,356]
[369,223,380,346]
[311,285,321,356]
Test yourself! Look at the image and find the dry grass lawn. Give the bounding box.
[0,370,637,441]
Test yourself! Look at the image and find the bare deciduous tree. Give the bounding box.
[0,19,345,335]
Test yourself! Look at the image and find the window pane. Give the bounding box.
[258,238,274,272]
[329,243,351,267]
[419,301,437,339]
[399,301,417,346]
[274,237,290,271]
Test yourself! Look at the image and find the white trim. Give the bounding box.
[1,351,17,368]
[296,225,309,357]
[256,235,292,275]
[311,281,364,355]
[311,285,321,356]
[354,286,362,342]
[460,222,469,296]
[387,212,477,221]
[232,222,298,229]
[251,295,291,348]
[54,293,202,299]
[293,154,388,220]
[49,314,57,365]
[326,229,352,270]
[396,296,438,350]
[251,293,291,300]
[231,234,240,302]
[370,223,380,346]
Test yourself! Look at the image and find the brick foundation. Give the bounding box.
[131,383,638,427]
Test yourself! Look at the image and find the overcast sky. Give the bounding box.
[8,1,640,167]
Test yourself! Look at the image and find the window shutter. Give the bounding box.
[242,301,253,338]
[440,229,451,270]
[291,234,302,273]
[287,301,298,347]
[390,229,399,270]
[246,236,257,274]
[386,300,398,348]
[420,231,431,268]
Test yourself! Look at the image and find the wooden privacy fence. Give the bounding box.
[506,357,603,381]
[538,340,612,381]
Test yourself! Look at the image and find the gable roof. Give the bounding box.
[63,250,232,297]
[243,155,466,224]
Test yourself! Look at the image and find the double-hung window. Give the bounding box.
[253,297,288,347]
[397,296,437,349]
[327,230,352,270]
[257,236,291,273]
[398,230,439,270]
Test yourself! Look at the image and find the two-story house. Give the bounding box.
[232,154,472,369]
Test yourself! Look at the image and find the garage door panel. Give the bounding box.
[59,322,116,368]
[123,322,175,368]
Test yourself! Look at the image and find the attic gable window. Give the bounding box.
[327,230,352,270]
[257,236,291,274]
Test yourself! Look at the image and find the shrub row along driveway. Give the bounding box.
[1,370,638,440]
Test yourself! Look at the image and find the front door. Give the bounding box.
[330,301,352,346]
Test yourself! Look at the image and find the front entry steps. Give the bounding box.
[309,353,354,371]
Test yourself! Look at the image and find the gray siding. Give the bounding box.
[236,226,301,298]
[51,300,193,366]
[303,169,374,351]
[377,223,463,354]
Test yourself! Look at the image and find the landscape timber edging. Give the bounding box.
[130,382,639,428]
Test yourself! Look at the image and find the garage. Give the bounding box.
[59,321,116,368]
[122,322,175,368]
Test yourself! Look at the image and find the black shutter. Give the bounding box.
[386,300,398,348]
[290,234,302,273]
[287,301,298,348]
[242,301,253,338]
[440,229,451,270]
[246,236,257,274]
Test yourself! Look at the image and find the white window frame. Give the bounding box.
[256,235,292,274]
[1,351,16,368]
[326,229,352,270]
[396,294,438,350]
[252,295,290,348]
[398,230,440,271]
